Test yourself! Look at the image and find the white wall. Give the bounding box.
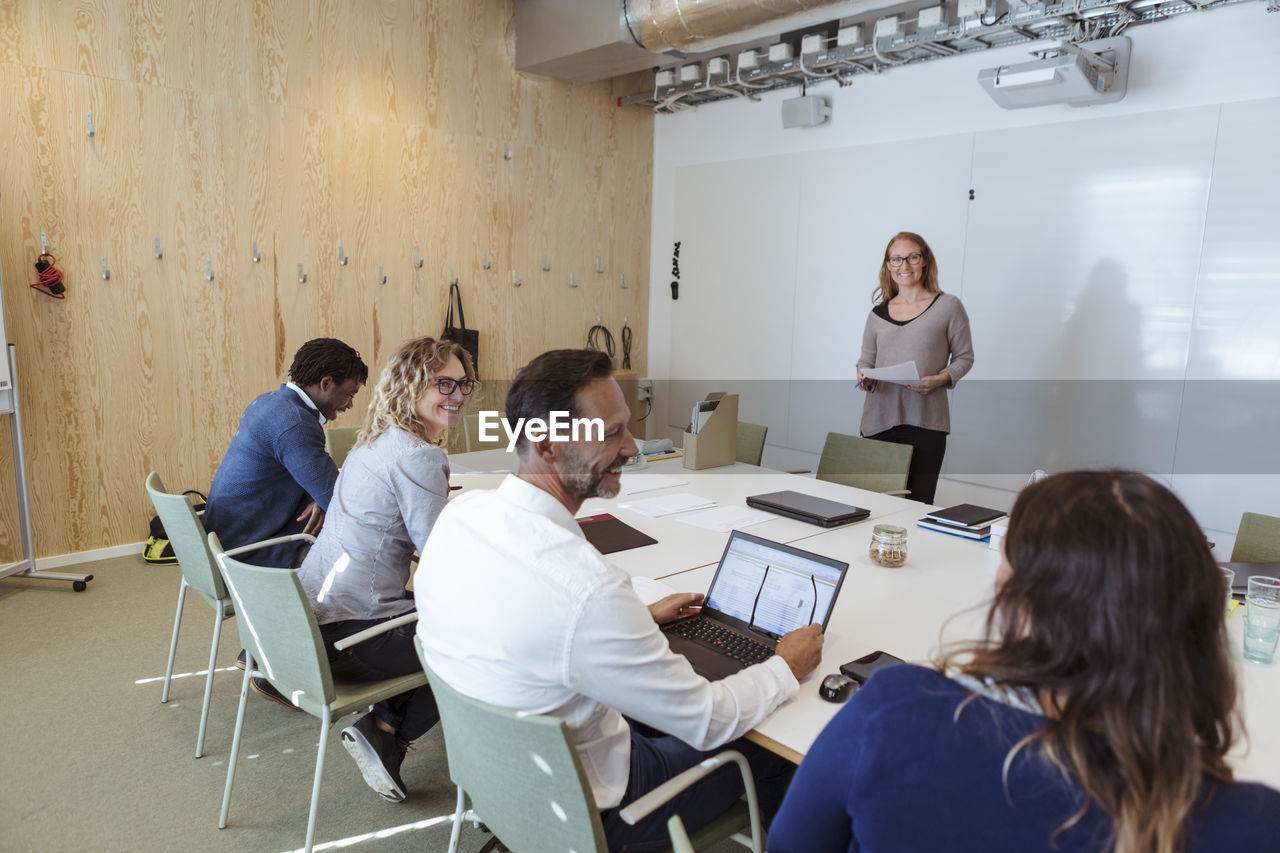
[646,4,1280,549]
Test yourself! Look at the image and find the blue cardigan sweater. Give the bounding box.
[769,665,1280,852]
[204,385,338,567]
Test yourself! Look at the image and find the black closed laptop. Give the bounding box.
[745,490,870,528]
[662,530,849,681]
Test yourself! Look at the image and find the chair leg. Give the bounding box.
[219,653,254,829]
[448,786,466,853]
[304,706,331,853]
[195,608,223,759]
[161,578,189,704]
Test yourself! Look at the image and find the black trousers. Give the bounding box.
[318,616,439,742]
[865,424,947,504]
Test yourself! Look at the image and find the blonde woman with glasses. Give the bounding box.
[855,231,973,503]
[297,337,475,804]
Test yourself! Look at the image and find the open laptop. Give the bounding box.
[746,490,870,528]
[662,530,849,681]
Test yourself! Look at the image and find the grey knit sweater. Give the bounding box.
[856,292,974,436]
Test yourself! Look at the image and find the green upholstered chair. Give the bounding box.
[736,422,768,466]
[1232,512,1280,563]
[413,635,762,853]
[145,471,235,759]
[211,533,425,853]
[324,425,360,468]
[462,411,506,452]
[815,432,913,497]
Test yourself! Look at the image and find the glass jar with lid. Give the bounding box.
[869,523,908,567]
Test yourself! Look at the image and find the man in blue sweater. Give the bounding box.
[205,338,367,706]
[206,337,367,567]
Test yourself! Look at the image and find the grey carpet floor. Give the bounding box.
[0,555,745,853]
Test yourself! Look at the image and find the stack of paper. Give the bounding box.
[619,472,688,495]
[619,493,716,518]
[674,505,777,533]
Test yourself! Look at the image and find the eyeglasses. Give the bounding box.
[886,253,924,268]
[434,377,477,396]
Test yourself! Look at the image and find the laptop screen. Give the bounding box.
[703,531,848,639]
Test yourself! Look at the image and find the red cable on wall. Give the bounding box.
[30,252,65,299]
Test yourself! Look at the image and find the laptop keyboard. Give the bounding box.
[668,618,775,666]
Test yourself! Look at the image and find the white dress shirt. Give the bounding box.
[414,474,798,809]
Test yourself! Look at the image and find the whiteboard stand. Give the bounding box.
[0,346,93,592]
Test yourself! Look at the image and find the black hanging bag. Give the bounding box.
[441,280,480,375]
[143,490,207,564]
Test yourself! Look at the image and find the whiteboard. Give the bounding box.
[665,98,1280,536]
[0,251,14,413]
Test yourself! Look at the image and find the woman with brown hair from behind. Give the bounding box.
[770,470,1280,852]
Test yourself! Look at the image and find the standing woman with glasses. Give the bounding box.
[297,336,476,804]
[855,231,973,503]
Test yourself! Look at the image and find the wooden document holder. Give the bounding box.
[683,393,738,470]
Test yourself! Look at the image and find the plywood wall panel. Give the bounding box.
[0,0,653,560]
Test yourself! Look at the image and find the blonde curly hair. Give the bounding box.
[358,337,475,447]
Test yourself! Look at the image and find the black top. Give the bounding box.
[873,293,941,326]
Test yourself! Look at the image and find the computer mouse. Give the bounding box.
[819,673,858,703]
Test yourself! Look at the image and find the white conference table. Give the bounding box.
[661,505,1280,791]
[448,450,1280,790]
[450,449,918,578]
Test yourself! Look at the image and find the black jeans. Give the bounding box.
[866,424,948,504]
[598,729,795,853]
[318,616,439,741]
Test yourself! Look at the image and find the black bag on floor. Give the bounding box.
[143,490,207,564]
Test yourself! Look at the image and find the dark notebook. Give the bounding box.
[925,503,1006,529]
[578,513,657,555]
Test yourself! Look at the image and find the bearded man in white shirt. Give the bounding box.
[415,348,824,851]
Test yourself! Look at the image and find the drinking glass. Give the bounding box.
[1243,576,1280,664]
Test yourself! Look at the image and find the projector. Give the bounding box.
[782,94,831,129]
[978,36,1130,110]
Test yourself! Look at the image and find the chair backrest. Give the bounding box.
[210,533,335,712]
[462,412,507,452]
[736,422,768,466]
[145,472,229,608]
[1233,512,1280,563]
[413,636,607,853]
[325,426,361,468]
[815,432,913,494]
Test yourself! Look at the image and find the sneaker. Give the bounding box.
[341,713,408,803]
[251,676,301,711]
[234,649,247,670]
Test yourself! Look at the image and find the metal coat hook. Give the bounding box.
[338,245,348,265]
[205,260,214,281]
[252,241,261,263]
[101,257,110,280]
[41,232,49,254]
[414,250,423,268]
[86,113,95,136]
[542,254,551,272]
[620,273,628,289]
[482,251,492,270]
[377,265,387,285]
[449,268,458,286]
[298,263,307,283]
[154,238,163,259]
[595,257,604,274]
[569,272,579,288]
[512,270,522,287]
[503,142,512,160]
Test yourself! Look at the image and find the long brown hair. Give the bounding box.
[873,231,940,304]
[940,471,1238,853]
[359,337,475,447]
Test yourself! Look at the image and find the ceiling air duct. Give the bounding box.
[512,0,873,83]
